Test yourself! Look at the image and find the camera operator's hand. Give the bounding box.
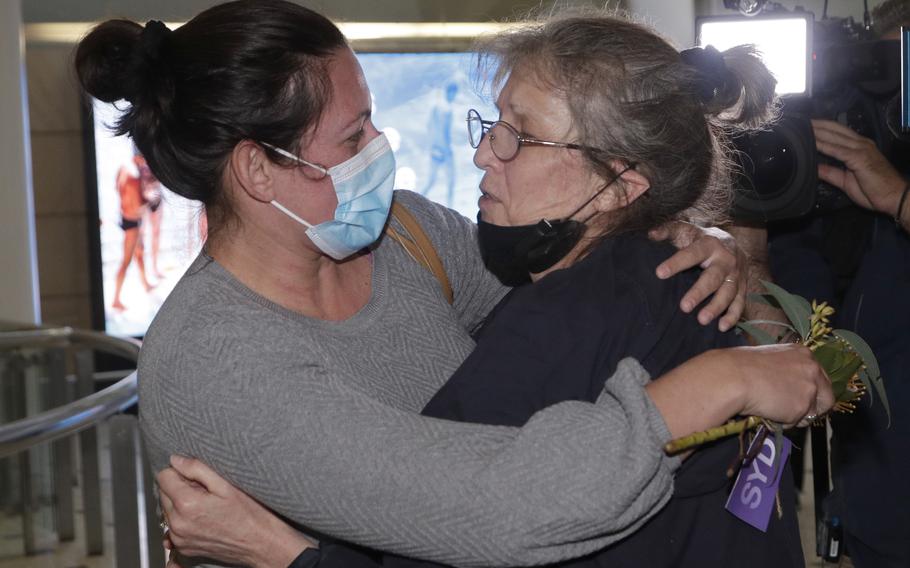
[812,119,907,221]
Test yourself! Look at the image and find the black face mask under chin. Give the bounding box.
[476,164,635,287]
[476,217,586,286]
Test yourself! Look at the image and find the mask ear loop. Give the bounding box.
[270,200,315,229]
[567,162,638,225]
[259,141,324,230]
[530,162,637,235]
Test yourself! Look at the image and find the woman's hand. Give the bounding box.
[650,223,747,332]
[157,455,314,568]
[730,343,835,427]
[647,344,834,441]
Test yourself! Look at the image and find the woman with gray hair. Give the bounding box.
[380,13,804,568]
[151,9,825,568]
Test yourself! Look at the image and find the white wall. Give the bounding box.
[0,1,41,324]
[627,0,697,47]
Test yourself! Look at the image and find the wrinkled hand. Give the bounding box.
[650,222,747,331]
[813,119,906,215]
[728,344,834,427]
[157,455,313,568]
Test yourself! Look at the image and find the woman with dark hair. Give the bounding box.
[75,2,831,567]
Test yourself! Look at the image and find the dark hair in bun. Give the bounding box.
[75,0,347,229]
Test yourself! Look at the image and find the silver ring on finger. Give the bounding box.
[723,277,736,284]
[160,519,170,534]
[803,413,818,424]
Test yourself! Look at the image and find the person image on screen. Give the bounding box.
[111,152,157,310]
[419,82,458,206]
[143,164,166,280]
[74,2,832,567]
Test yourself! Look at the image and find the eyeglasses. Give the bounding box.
[466,108,603,162]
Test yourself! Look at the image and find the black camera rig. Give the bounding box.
[705,4,904,221]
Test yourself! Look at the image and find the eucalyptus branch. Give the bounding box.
[664,285,886,457]
[664,416,763,455]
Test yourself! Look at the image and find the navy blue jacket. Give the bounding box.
[390,233,803,568]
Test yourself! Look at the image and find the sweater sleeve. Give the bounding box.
[140,328,679,567]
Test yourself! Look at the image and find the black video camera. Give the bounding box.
[697,8,904,222]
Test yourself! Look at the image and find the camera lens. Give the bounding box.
[730,113,818,222]
[735,131,796,198]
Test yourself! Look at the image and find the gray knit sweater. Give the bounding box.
[138,190,681,567]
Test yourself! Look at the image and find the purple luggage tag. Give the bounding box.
[724,426,792,532]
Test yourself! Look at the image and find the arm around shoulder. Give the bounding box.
[143,334,678,567]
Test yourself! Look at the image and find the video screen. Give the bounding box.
[90,51,495,336]
[697,15,812,96]
[358,52,496,216]
[90,99,206,337]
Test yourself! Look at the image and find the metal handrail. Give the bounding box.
[0,325,141,360]
[0,322,141,458]
[0,372,137,458]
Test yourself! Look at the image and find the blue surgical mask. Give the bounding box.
[263,133,396,260]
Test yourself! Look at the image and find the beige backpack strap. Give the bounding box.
[385,201,454,305]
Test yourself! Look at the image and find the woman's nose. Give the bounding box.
[473,131,497,170]
[361,119,382,148]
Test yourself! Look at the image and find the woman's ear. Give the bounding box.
[592,160,651,213]
[616,164,651,206]
[228,140,276,203]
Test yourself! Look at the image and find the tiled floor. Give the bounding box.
[0,512,114,568]
[0,429,845,568]
[0,424,118,568]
